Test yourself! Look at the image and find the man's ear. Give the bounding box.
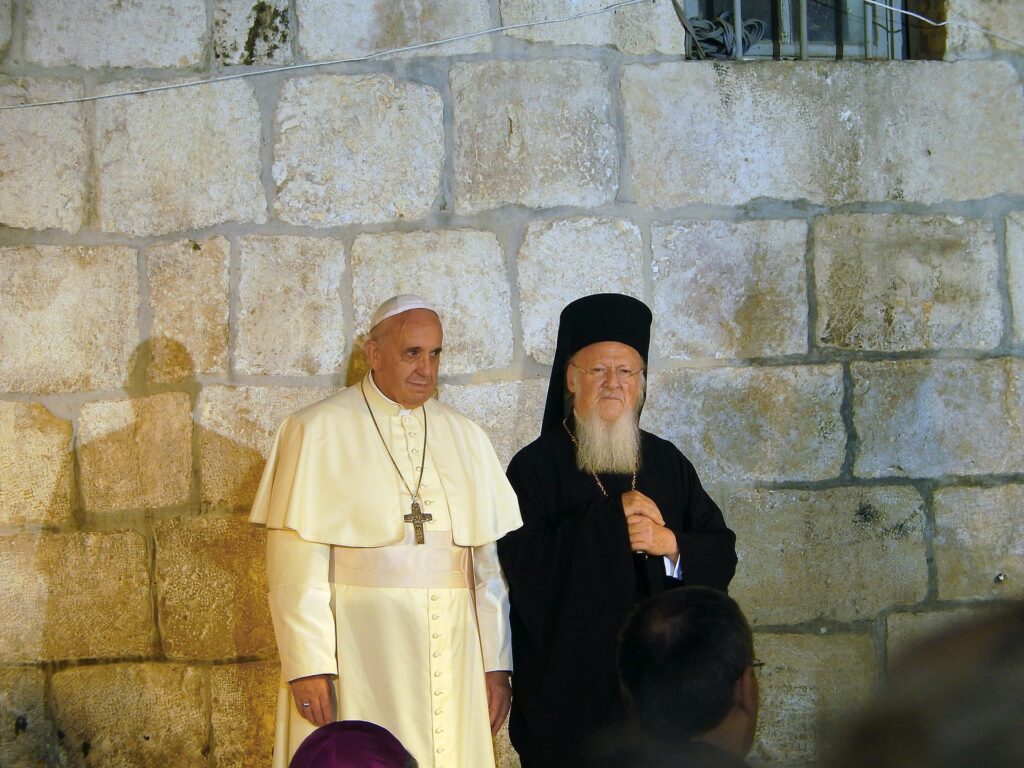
[734,666,758,719]
[565,365,577,396]
[363,338,379,369]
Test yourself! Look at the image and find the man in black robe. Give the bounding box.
[497,293,737,768]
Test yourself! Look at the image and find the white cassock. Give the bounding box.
[249,373,522,768]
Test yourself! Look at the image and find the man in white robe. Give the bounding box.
[250,295,522,768]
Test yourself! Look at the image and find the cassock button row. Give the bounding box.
[431,595,439,601]
[432,651,441,657]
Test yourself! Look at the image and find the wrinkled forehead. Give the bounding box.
[569,341,642,367]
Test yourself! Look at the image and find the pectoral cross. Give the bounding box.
[404,500,433,545]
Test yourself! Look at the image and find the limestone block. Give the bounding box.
[273,74,443,226]
[25,0,206,68]
[96,79,266,236]
[155,515,275,660]
[0,531,153,663]
[351,230,513,373]
[79,393,192,512]
[886,607,986,670]
[236,236,346,376]
[210,661,279,768]
[945,0,1024,57]
[452,60,618,213]
[622,61,1024,206]
[729,487,927,625]
[215,0,292,65]
[0,667,54,768]
[815,214,1001,352]
[518,217,644,365]
[0,1,9,56]
[51,663,205,768]
[852,359,1024,478]
[0,246,138,393]
[440,379,548,468]
[199,385,333,508]
[752,634,875,762]
[933,485,1024,600]
[0,79,87,233]
[501,0,687,53]
[147,237,230,382]
[297,0,490,60]
[653,219,808,359]
[0,401,73,526]
[644,365,845,482]
[1008,212,1024,343]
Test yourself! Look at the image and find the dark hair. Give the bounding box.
[617,586,753,741]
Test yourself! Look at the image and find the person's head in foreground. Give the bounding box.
[289,720,418,768]
[615,586,759,766]
[820,601,1024,768]
[546,293,651,475]
[363,294,443,410]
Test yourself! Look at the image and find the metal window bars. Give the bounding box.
[682,0,906,60]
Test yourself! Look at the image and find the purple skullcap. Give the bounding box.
[289,720,417,768]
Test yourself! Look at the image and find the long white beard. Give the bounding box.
[573,399,643,475]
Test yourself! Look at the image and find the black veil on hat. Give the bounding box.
[542,293,653,433]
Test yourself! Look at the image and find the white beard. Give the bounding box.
[573,398,643,475]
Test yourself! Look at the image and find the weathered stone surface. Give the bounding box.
[752,634,875,762]
[0,1,10,56]
[886,607,986,670]
[96,80,266,236]
[1008,212,1024,343]
[622,61,1024,206]
[0,667,54,768]
[147,237,230,382]
[452,60,618,213]
[0,246,138,393]
[518,217,644,365]
[236,236,347,376]
[273,74,443,226]
[933,484,1024,600]
[51,663,205,768]
[852,359,1024,478]
[945,0,1024,57]
[729,487,927,624]
[79,393,192,512]
[210,661,279,768]
[0,531,153,662]
[502,0,688,53]
[25,0,206,68]
[155,515,275,660]
[653,219,808,359]
[0,79,87,233]
[0,401,73,526]
[297,0,490,59]
[815,214,1002,351]
[199,386,333,508]
[440,379,547,468]
[644,365,845,482]
[215,0,292,65]
[351,230,513,374]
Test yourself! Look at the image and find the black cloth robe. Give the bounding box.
[497,423,737,768]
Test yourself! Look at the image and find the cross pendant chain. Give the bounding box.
[404,499,433,545]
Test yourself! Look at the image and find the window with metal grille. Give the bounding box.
[683,0,912,59]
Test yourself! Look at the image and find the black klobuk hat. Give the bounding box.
[541,293,652,433]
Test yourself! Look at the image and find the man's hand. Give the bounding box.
[485,670,512,735]
[289,674,334,727]
[622,490,678,560]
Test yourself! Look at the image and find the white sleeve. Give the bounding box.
[663,554,682,579]
[266,528,338,682]
[472,540,513,672]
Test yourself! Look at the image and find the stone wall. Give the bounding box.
[1,1,1021,766]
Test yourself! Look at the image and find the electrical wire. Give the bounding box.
[0,0,648,111]
[864,0,1024,50]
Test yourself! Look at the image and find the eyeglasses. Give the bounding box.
[751,658,765,675]
[569,362,645,382]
